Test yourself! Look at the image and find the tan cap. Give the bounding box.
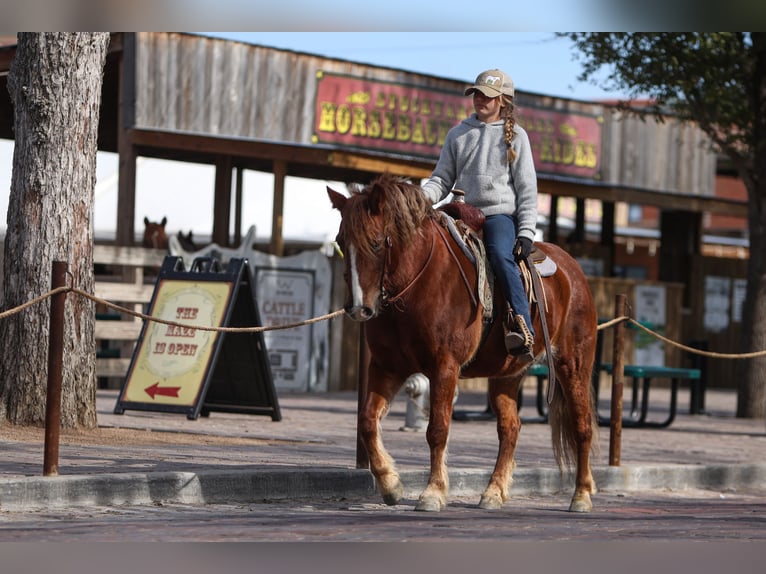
[464,69,514,98]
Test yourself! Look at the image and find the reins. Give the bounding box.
[433,219,478,309]
[381,216,478,311]
[380,220,436,306]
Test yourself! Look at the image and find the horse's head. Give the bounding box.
[143,216,168,250]
[328,173,433,322]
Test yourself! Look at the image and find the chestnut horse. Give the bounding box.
[328,173,599,513]
[143,216,168,250]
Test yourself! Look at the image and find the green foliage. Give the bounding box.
[559,33,763,175]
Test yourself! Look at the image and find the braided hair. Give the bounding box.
[501,94,517,163]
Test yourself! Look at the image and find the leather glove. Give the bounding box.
[513,237,533,262]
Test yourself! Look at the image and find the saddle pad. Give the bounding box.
[534,255,557,277]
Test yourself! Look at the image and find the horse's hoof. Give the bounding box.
[479,493,503,510]
[415,495,445,512]
[381,482,405,506]
[568,496,593,513]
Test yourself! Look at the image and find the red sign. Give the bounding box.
[313,71,473,158]
[519,107,602,180]
[313,71,603,180]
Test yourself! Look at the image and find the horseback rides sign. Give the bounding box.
[114,256,281,420]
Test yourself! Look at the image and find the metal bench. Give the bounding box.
[454,361,701,429]
[598,364,701,428]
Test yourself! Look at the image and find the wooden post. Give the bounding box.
[43,261,67,476]
[270,159,286,256]
[609,293,627,466]
[356,325,370,469]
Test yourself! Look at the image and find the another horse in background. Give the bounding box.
[328,173,599,513]
[176,230,198,252]
[142,216,168,250]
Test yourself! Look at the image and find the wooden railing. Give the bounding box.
[94,244,166,382]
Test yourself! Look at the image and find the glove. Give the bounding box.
[513,237,533,262]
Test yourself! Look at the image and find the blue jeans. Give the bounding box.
[483,214,534,335]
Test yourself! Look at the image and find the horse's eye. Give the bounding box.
[371,240,382,252]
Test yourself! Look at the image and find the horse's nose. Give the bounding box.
[344,305,375,322]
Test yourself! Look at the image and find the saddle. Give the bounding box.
[437,201,557,280]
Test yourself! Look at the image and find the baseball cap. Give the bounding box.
[464,69,514,98]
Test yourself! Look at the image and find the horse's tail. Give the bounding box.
[548,381,600,470]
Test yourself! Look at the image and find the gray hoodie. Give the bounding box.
[421,114,538,242]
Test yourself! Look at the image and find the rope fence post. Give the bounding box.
[44,261,68,477]
[356,324,370,469]
[609,293,627,467]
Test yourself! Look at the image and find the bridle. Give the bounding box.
[378,217,477,310]
[379,223,435,307]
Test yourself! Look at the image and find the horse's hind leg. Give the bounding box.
[479,376,522,510]
[550,362,598,513]
[359,386,405,506]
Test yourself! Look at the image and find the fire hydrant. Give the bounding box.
[399,373,459,431]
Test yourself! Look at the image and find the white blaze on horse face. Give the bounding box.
[348,243,365,309]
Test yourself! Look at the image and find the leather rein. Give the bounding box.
[380,217,477,309]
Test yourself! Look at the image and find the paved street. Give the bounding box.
[1,487,765,542]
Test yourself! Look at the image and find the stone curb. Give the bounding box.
[1,463,764,512]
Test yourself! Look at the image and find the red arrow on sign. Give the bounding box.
[145,382,181,399]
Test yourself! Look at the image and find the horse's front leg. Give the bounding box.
[480,376,522,510]
[359,385,404,506]
[415,368,458,512]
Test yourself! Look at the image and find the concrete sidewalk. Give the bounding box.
[0,384,765,511]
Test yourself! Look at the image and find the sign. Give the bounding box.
[312,71,603,180]
[252,249,333,392]
[114,256,280,420]
[313,71,475,157]
[520,106,602,180]
[255,268,314,391]
[169,235,334,392]
[704,276,731,333]
[633,284,666,366]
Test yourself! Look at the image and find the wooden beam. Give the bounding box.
[327,151,433,179]
[116,33,137,246]
[234,167,243,246]
[537,177,748,217]
[128,128,435,180]
[271,160,286,256]
[212,155,232,246]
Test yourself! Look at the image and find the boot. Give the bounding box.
[504,314,535,363]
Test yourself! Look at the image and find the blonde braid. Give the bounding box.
[503,95,517,163]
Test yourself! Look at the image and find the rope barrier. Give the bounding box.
[2,285,766,359]
[0,285,345,333]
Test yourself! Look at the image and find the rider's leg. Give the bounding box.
[483,214,535,355]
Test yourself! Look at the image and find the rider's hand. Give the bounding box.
[513,237,533,262]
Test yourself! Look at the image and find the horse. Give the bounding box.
[176,230,198,252]
[142,216,168,250]
[327,173,599,513]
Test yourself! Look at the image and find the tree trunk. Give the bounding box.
[0,33,109,428]
[737,179,766,419]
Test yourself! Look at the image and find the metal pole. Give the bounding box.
[44,261,67,476]
[356,324,370,469]
[609,293,627,467]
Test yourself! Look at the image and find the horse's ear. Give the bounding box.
[144,216,149,225]
[161,216,167,227]
[367,181,385,215]
[327,186,347,211]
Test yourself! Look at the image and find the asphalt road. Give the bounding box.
[1,487,764,543]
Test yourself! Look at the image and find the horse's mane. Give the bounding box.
[345,173,434,258]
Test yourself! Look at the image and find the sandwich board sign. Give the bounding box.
[114,256,281,421]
